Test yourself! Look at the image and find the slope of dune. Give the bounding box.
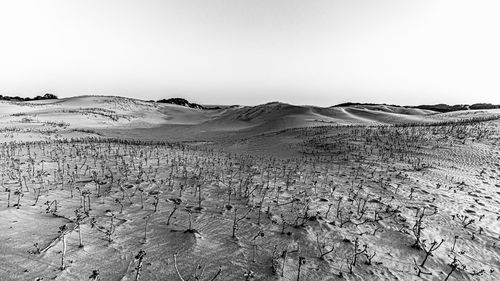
[0,95,438,127]
[335,104,436,115]
[205,102,436,134]
[0,95,446,143]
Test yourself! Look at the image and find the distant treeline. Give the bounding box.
[333,102,500,113]
[0,93,58,101]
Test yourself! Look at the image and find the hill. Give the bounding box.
[334,102,500,113]
[1,95,500,144]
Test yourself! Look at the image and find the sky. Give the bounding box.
[0,0,499,106]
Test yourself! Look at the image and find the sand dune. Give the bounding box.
[1,95,500,280]
[0,95,437,130]
[0,94,478,144]
[4,94,499,148]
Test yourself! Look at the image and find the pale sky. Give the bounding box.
[0,0,499,106]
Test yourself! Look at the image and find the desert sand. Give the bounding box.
[0,96,499,280]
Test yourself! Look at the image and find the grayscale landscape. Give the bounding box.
[0,96,499,280]
[1,0,499,280]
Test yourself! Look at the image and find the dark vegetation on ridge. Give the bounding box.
[0,93,58,102]
[156,98,221,110]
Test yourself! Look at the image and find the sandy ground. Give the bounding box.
[0,96,499,280]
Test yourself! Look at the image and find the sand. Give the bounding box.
[0,95,499,280]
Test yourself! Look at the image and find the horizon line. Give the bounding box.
[1,93,498,108]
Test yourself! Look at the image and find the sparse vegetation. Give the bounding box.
[0,98,499,280]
